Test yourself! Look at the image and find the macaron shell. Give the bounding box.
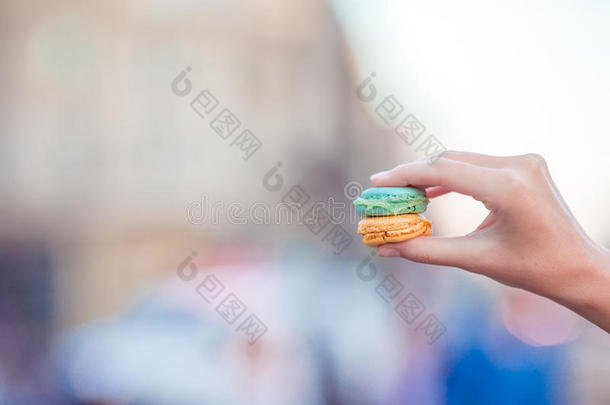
[359,187,427,201]
[355,201,428,216]
[357,213,432,246]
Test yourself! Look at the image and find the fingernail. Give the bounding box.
[370,170,388,182]
[377,247,400,257]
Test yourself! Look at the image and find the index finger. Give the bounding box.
[370,157,501,201]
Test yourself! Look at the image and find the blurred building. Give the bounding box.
[0,0,390,328]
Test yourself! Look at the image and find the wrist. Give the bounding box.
[556,246,610,332]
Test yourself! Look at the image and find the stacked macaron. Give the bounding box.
[353,187,432,246]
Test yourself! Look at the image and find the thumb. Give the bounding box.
[377,236,479,268]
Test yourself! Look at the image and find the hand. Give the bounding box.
[371,152,610,332]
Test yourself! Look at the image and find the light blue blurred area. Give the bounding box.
[55,253,414,404]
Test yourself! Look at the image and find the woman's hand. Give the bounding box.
[372,152,610,332]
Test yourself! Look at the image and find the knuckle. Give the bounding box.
[392,163,411,180]
[519,153,547,174]
[429,156,449,171]
[502,171,524,193]
[426,157,447,183]
[411,249,434,265]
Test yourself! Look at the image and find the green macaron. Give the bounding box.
[353,187,429,216]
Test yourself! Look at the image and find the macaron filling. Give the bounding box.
[354,198,428,216]
[353,187,429,216]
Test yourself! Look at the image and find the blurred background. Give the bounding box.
[1,0,609,403]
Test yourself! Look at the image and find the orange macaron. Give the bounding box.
[357,213,432,246]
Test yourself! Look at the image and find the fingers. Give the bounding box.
[377,236,481,269]
[422,152,511,198]
[440,151,514,168]
[424,186,449,198]
[371,158,500,201]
